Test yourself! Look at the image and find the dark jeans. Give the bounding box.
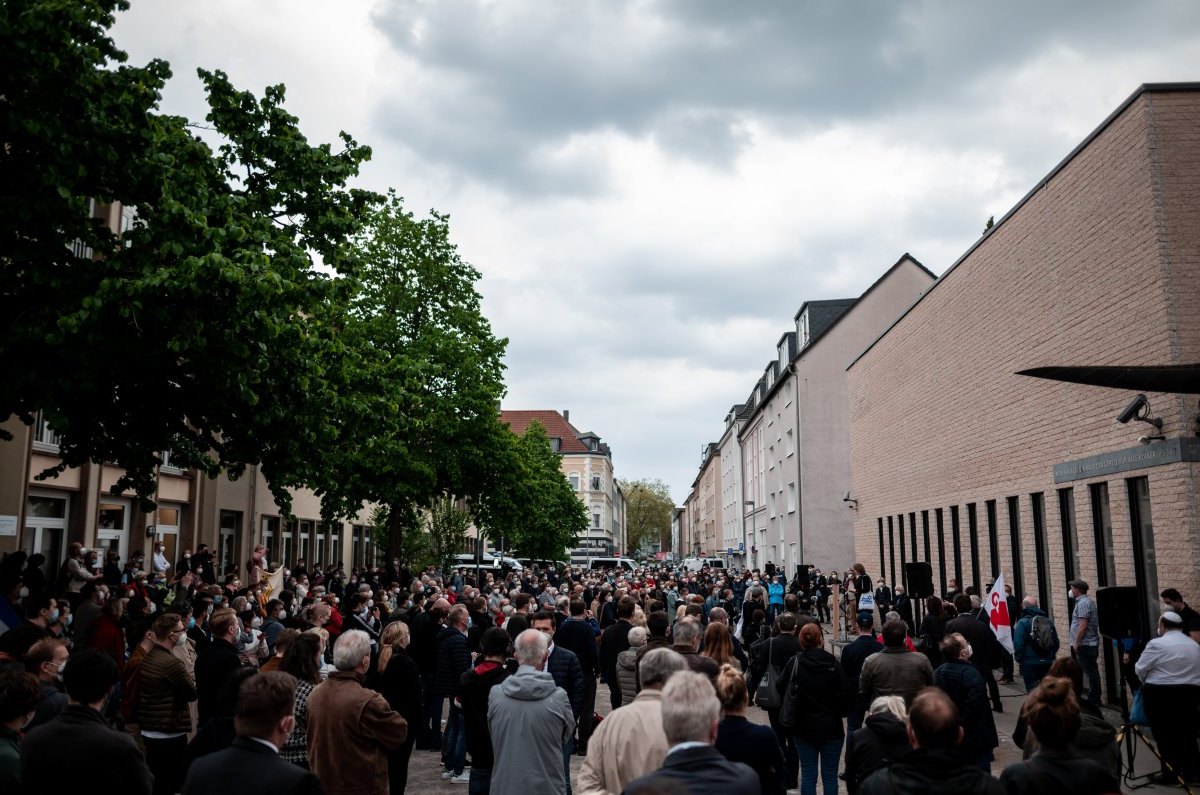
[144,734,188,795]
[577,676,597,751]
[1143,683,1200,781]
[815,596,829,623]
[796,736,843,795]
[973,662,1001,709]
[442,705,466,774]
[1019,661,1052,692]
[1000,648,1014,680]
[768,709,799,786]
[468,767,492,795]
[608,675,622,712]
[388,738,416,795]
[420,672,443,749]
[1075,645,1101,705]
[562,737,574,795]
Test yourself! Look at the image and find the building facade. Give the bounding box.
[848,84,1200,704]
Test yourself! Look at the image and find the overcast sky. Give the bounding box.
[113,1,1200,504]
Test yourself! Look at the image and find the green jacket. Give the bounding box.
[137,645,196,733]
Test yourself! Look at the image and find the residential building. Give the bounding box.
[848,84,1200,704]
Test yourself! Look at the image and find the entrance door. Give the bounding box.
[96,500,130,568]
[155,505,181,577]
[22,493,68,583]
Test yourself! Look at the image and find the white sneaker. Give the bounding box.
[441,769,455,780]
[451,772,470,784]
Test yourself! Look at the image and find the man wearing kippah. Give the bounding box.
[1135,610,1200,786]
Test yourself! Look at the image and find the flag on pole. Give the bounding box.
[985,574,1015,654]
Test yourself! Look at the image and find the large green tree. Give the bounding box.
[619,478,675,555]
[0,0,378,510]
[475,421,588,561]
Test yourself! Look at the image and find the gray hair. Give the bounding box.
[627,627,648,647]
[885,610,901,623]
[673,617,702,649]
[640,647,687,689]
[969,595,982,610]
[332,629,372,671]
[661,671,719,745]
[868,695,908,721]
[708,607,728,624]
[514,628,548,667]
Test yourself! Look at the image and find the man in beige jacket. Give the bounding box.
[579,647,687,795]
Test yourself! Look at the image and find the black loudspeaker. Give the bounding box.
[1096,586,1143,639]
[904,562,934,598]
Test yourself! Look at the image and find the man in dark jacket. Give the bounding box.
[435,604,472,780]
[624,670,758,795]
[409,598,449,749]
[182,671,322,795]
[1011,596,1058,690]
[751,611,802,788]
[457,628,511,795]
[599,596,636,710]
[860,619,934,709]
[555,599,600,752]
[533,611,584,790]
[841,613,885,735]
[138,613,199,794]
[859,687,1003,795]
[194,607,243,730]
[945,595,1002,711]
[21,649,153,795]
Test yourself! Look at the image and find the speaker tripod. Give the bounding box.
[1113,640,1192,792]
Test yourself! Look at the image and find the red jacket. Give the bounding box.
[87,613,127,672]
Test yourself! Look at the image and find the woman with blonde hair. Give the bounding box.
[844,696,911,794]
[701,621,740,671]
[714,663,786,795]
[369,620,421,794]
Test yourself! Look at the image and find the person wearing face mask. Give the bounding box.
[1134,610,1200,786]
[0,669,44,789]
[23,594,58,633]
[137,613,198,795]
[344,593,380,652]
[195,608,244,730]
[22,639,69,730]
[261,599,286,654]
[933,632,997,772]
[72,585,108,645]
[84,596,128,672]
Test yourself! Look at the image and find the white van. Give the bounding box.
[682,557,726,572]
[584,556,636,573]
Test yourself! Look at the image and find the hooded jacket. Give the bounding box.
[784,648,853,743]
[616,646,639,705]
[859,748,1004,795]
[487,665,574,795]
[458,660,510,769]
[845,711,913,794]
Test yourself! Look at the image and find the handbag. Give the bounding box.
[755,639,783,711]
[1130,688,1149,726]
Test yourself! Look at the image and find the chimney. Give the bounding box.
[563,410,570,422]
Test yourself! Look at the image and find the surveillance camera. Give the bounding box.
[843,491,851,501]
[1116,394,1149,424]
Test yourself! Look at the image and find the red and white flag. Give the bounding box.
[985,574,1015,654]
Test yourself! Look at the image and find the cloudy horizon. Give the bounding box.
[112,1,1200,504]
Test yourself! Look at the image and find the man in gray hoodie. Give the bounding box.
[488,628,575,795]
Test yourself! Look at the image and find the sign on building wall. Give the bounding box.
[1053,438,1200,484]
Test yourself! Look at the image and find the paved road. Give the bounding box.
[406,664,1177,794]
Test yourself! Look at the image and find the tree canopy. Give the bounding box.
[619,478,675,556]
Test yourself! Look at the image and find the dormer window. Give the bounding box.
[550,437,562,452]
[797,309,810,348]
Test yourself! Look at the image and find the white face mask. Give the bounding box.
[18,586,29,599]
[251,617,263,629]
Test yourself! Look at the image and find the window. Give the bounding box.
[877,518,886,579]
[1031,492,1051,611]
[898,513,907,584]
[986,500,999,581]
[1007,496,1024,598]
[921,510,931,563]
[568,473,579,491]
[950,506,962,589]
[769,492,777,517]
[888,516,896,586]
[1089,483,1116,587]
[1058,488,1079,583]
[1127,477,1159,633]
[550,437,562,453]
[281,521,295,569]
[260,516,279,566]
[32,411,60,450]
[159,449,184,472]
[967,503,980,592]
[935,508,946,594]
[909,512,918,567]
[787,482,796,513]
[785,429,794,457]
[299,519,315,567]
[219,510,242,575]
[591,474,601,491]
[593,512,601,529]
[797,310,810,347]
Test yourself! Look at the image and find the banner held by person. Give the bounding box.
[985,574,1015,653]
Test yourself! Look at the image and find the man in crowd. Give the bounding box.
[1160,588,1200,642]
[599,596,636,711]
[488,628,575,795]
[859,687,1003,795]
[554,598,600,753]
[579,647,688,795]
[410,598,448,749]
[71,583,108,643]
[1068,579,1102,706]
[22,638,67,730]
[841,612,884,736]
[623,670,758,794]
[138,612,197,795]
[1011,596,1058,691]
[945,594,1002,711]
[670,616,719,682]
[1135,610,1200,786]
[635,610,674,690]
[21,649,153,794]
[195,607,243,729]
[532,610,584,787]
[459,627,513,794]
[860,618,934,707]
[183,671,322,795]
[435,603,472,782]
[307,629,408,795]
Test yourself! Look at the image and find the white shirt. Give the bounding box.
[1135,630,1200,686]
[152,551,170,574]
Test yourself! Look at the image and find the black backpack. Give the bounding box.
[1029,615,1058,654]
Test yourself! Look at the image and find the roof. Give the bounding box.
[499,409,592,454]
[848,82,1200,370]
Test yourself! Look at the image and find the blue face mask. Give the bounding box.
[48,609,60,624]
[213,595,224,605]
[187,616,196,630]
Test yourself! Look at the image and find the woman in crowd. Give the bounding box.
[702,622,741,671]
[918,596,947,668]
[999,676,1119,793]
[616,626,647,707]
[1013,656,1118,776]
[279,632,322,769]
[786,623,852,795]
[844,696,911,794]
[715,663,786,795]
[933,633,997,772]
[370,621,421,795]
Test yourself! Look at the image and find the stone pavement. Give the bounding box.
[406,673,1184,794]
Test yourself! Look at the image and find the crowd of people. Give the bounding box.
[1,544,1199,794]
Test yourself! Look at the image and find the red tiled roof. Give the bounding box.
[499,410,591,453]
